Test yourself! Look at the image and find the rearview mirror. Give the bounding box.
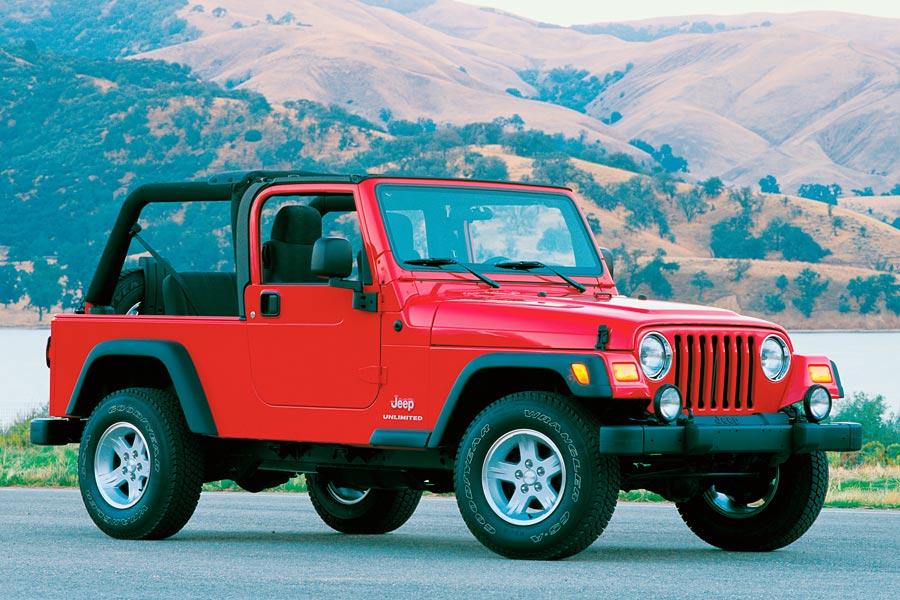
[600,247,615,280]
[311,237,353,279]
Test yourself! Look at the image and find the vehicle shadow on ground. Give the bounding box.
[171,528,730,562]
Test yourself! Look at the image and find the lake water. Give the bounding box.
[0,328,897,428]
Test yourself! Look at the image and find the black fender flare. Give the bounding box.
[426,352,611,448]
[66,339,217,436]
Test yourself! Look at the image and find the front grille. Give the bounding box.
[673,333,756,413]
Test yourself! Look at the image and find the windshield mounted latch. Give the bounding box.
[596,325,610,350]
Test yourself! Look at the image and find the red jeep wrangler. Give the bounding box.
[32,171,861,559]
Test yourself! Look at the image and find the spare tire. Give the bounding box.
[110,269,145,315]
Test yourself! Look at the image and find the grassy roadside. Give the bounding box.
[2,417,897,508]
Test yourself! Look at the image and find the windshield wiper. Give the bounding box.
[405,258,500,289]
[494,260,586,293]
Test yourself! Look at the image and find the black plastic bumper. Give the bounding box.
[30,418,84,446]
[599,414,862,456]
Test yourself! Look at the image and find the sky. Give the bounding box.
[460,0,900,25]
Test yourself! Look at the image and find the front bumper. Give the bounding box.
[30,418,84,446]
[599,414,861,456]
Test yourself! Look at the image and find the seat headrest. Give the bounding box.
[271,205,322,245]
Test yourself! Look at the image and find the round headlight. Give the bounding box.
[654,385,682,423]
[804,385,832,422]
[760,335,790,381]
[639,332,672,380]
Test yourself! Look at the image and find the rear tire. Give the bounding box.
[78,387,203,540]
[454,391,620,560]
[676,451,829,551]
[306,474,421,534]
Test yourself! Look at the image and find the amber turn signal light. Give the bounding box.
[808,365,833,384]
[571,362,590,385]
[612,362,640,382]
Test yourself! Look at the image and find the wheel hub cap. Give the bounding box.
[326,482,370,505]
[93,422,151,509]
[703,469,781,519]
[481,429,566,526]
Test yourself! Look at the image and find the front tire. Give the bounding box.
[78,387,203,540]
[454,392,620,560]
[676,451,829,551]
[306,474,421,534]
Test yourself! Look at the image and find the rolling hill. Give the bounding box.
[0,1,898,329]
[137,0,900,193]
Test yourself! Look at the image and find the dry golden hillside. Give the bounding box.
[463,145,900,329]
[139,1,900,194]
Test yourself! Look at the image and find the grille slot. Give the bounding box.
[673,333,756,413]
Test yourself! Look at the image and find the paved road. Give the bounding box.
[1,488,898,599]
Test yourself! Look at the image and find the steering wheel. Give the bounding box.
[484,256,511,265]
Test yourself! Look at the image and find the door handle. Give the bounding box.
[260,291,280,317]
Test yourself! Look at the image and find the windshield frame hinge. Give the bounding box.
[596,325,610,350]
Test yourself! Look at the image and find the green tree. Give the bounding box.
[847,274,898,314]
[758,174,780,193]
[850,186,874,197]
[676,188,708,222]
[797,182,842,205]
[25,262,65,321]
[762,219,831,262]
[710,216,765,259]
[791,268,829,317]
[630,249,680,299]
[775,274,789,292]
[831,392,899,447]
[0,264,21,305]
[690,270,714,301]
[465,153,509,181]
[699,176,724,198]
[763,293,786,313]
[651,172,677,199]
[729,187,762,219]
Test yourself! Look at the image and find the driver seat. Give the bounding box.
[262,205,323,283]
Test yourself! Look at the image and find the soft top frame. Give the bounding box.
[85,170,571,307]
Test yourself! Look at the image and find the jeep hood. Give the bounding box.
[430,294,783,351]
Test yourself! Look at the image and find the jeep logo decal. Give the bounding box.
[390,395,415,411]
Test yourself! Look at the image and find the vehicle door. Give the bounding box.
[244,184,381,409]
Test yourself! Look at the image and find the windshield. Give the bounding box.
[377,185,601,276]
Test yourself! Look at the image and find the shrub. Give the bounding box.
[763,293,786,313]
[728,259,751,282]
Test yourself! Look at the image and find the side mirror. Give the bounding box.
[311,237,353,279]
[600,247,615,280]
